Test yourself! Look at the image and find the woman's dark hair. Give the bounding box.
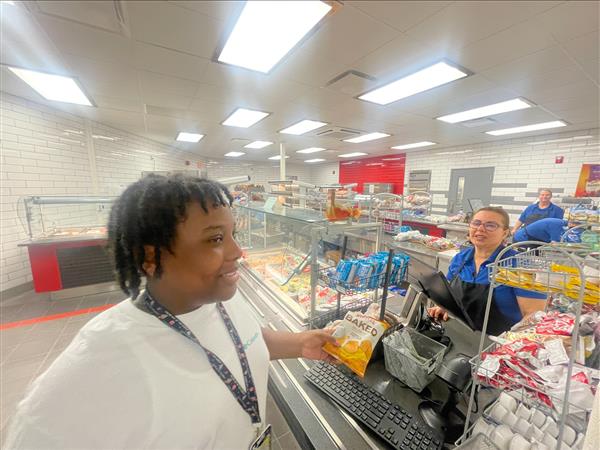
[107,174,233,298]
[474,206,510,230]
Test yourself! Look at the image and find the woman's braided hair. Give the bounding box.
[107,174,233,298]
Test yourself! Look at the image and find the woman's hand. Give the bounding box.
[261,328,339,361]
[427,306,449,321]
[300,328,339,362]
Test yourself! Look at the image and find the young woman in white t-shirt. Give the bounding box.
[6,175,336,449]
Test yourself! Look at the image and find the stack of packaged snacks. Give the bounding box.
[325,252,410,291]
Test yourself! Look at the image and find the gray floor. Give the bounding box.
[1,288,301,449]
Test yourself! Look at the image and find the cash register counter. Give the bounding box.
[238,269,483,450]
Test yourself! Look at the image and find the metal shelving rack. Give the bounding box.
[402,190,433,220]
[461,241,596,450]
[368,193,404,235]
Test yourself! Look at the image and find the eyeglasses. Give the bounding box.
[469,220,501,232]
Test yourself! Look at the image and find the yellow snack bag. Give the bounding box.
[323,310,389,377]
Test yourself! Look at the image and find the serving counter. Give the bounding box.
[237,271,485,449]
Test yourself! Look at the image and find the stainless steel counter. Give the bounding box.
[239,266,483,450]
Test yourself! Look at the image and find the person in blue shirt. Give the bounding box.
[512,188,564,234]
[513,218,568,243]
[428,207,546,331]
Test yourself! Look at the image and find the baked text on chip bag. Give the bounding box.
[322,310,389,377]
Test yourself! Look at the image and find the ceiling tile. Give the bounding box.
[562,31,600,66]
[350,1,451,32]
[35,15,133,64]
[166,1,241,21]
[480,46,575,85]
[61,53,140,100]
[0,4,65,72]
[138,70,200,98]
[577,58,600,84]
[533,1,599,43]
[93,95,143,113]
[404,1,558,51]
[454,19,557,72]
[127,0,224,58]
[500,65,590,99]
[132,42,210,82]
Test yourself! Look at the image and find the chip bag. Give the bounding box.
[322,310,389,377]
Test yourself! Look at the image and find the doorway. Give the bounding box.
[447,167,495,214]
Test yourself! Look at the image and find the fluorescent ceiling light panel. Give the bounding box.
[359,62,468,105]
[268,155,290,160]
[486,121,567,136]
[2,1,16,5]
[344,132,390,143]
[305,158,325,163]
[296,147,325,154]
[244,140,273,149]
[437,98,533,124]
[8,67,93,106]
[225,151,246,157]
[339,152,368,158]
[279,119,327,135]
[217,1,332,73]
[391,141,436,150]
[176,132,204,143]
[222,108,270,128]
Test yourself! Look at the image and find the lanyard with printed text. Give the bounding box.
[142,292,261,425]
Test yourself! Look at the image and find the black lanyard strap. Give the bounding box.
[142,293,261,425]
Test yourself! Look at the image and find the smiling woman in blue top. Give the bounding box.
[428,207,546,330]
[511,188,564,235]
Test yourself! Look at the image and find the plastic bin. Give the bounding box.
[383,328,446,392]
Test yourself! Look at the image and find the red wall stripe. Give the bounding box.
[338,153,406,194]
[0,304,114,330]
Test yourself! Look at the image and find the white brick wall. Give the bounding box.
[0,93,313,292]
[405,129,600,221]
[2,91,598,292]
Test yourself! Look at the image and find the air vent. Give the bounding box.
[314,127,362,140]
[461,117,496,128]
[326,70,377,96]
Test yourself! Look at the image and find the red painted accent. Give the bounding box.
[555,156,564,164]
[0,304,115,330]
[26,240,107,293]
[402,220,446,237]
[339,153,406,194]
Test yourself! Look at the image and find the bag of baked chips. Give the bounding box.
[322,309,389,377]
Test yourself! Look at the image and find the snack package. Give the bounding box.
[322,310,389,377]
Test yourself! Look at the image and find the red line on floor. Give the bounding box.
[0,304,115,330]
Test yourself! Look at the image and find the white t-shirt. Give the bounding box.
[5,292,270,450]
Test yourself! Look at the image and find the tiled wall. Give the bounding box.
[0,93,310,293]
[403,129,600,220]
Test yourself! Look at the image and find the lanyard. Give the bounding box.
[142,292,261,425]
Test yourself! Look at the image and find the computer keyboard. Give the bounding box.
[305,361,443,450]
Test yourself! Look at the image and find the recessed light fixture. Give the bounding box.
[339,152,368,158]
[296,147,325,154]
[344,132,390,143]
[8,66,93,106]
[225,151,246,157]
[176,132,204,143]
[2,1,16,5]
[486,121,567,136]
[391,141,436,150]
[217,1,332,73]
[437,98,533,124]
[279,119,328,135]
[268,155,290,160]
[358,61,469,105]
[305,158,325,163]
[244,140,273,149]
[222,108,270,128]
